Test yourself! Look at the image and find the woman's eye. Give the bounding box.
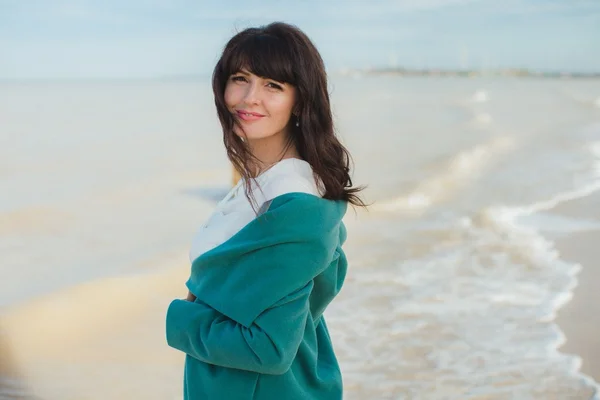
[267,82,283,90]
[231,76,247,83]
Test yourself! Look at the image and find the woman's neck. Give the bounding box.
[248,136,300,177]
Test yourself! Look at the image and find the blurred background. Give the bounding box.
[1,1,599,399]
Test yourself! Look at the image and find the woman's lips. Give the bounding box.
[236,110,265,121]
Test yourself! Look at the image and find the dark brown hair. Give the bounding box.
[212,21,366,209]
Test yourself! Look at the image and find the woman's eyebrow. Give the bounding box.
[236,69,286,85]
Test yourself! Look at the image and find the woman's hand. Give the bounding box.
[185,291,197,302]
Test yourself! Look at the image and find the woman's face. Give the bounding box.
[224,69,296,142]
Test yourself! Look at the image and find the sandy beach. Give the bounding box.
[1,251,191,399]
[553,192,600,384]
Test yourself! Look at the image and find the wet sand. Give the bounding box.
[553,192,600,384]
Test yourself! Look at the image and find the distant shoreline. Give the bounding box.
[1,68,600,83]
[350,67,600,79]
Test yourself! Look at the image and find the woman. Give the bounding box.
[166,22,366,400]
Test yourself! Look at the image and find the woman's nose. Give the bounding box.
[242,82,261,105]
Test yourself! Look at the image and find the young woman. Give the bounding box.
[166,22,366,400]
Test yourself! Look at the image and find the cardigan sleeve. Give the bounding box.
[166,280,313,375]
[185,194,339,328]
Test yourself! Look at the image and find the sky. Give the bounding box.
[0,0,599,79]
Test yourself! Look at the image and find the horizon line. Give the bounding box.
[1,65,599,82]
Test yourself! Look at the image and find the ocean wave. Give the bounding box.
[465,198,600,397]
[497,140,600,217]
[372,136,515,213]
[337,133,600,397]
[471,89,489,103]
[330,197,600,398]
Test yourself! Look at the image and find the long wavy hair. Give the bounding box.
[212,22,366,209]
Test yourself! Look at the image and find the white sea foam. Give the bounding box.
[472,112,493,124]
[348,131,600,398]
[470,200,600,396]
[499,140,600,217]
[471,89,489,103]
[331,196,600,398]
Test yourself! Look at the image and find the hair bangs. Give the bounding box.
[224,34,297,85]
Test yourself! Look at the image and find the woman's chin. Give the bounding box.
[235,132,274,142]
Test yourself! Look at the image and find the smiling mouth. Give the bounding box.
[236,110,265,121]
[236,110,265,117]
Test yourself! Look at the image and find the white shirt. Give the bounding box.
[189,158,323,263]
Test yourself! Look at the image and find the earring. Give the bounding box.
[295,116,300,127]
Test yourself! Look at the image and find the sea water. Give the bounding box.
[1,75,599,399]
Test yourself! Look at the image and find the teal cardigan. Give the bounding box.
[166,192,348,400]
